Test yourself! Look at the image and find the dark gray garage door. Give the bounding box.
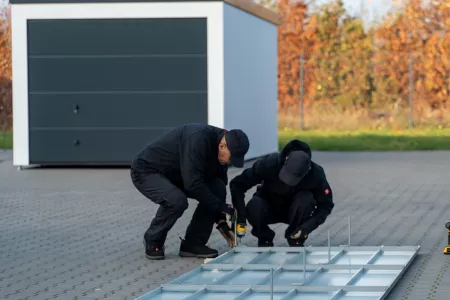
[27,18,207,165]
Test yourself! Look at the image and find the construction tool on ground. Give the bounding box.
[443,220,450,255]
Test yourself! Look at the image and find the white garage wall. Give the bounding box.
[223,3,278,161]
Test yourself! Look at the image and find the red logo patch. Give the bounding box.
[324,188,330,195]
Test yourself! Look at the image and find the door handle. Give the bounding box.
[73,104,79,114]
[73,139,80,146]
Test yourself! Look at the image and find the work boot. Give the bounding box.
[258,240,274,247]
[143,238,165,260]
[178,238,219,258]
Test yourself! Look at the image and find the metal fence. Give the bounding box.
[278,48,450,130]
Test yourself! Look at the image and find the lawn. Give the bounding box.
[279,128,450,151]
[0,131,12,149]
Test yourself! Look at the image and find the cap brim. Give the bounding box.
[231,155,245,168]
[279,165,302,186]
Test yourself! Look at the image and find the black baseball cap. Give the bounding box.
[225,129,250,168]
[279,150,311,186]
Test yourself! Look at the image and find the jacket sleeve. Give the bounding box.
[218,165,229,186]
[300,171,335,235]
[179,134,223,213]
[229,158,268,223]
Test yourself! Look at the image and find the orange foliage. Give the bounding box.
[277,0,316,108]
[1,1,450,130]
[278,0,450,124]
[0,7,12,130]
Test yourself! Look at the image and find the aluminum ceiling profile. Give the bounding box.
[136,245,420,300]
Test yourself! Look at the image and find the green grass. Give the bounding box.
[2,129,450,151]
[0,131,12,149]
[279,128,450,151]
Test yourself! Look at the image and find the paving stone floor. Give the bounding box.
[1,150,450,300]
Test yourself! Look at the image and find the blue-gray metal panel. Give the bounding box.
[136,245,419,299]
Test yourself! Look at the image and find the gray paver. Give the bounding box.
[1,151,450,300]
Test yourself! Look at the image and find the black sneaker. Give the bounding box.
[258,240,274,247]
[143,238,165,260]
[178,238,219,258]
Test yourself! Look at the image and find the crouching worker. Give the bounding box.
[229,139,334,247]
[130,123,250,260]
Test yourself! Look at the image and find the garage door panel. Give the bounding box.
[29,93,207,127]
[28,56,207,92]
[29,129,171,164]
[27,18,207,56]
[27,17,208,164]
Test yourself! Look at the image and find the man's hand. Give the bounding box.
[216,220,236,248]
[290,229,308,240]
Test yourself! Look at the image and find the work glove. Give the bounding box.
[290,229,308,240]
[216,220,236,248]
[287,229,308,247]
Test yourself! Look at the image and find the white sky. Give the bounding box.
[312,0,405,25]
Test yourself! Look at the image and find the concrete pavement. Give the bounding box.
[0,151,450,300]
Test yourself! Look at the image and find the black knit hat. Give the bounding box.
[225,129,250,168]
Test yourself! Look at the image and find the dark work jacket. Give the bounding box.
[131,123,228,212]
[229,139,334,234]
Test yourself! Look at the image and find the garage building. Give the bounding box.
[10,0,279,167]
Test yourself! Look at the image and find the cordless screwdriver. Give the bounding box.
[444,220,450,255]
[236,223,247,238]
[231,210,246,246]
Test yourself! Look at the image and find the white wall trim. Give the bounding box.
[11,6,29,166]
[10,2,224,166]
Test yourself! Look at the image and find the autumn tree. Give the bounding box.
[335,16,374,108]
[419,0,450,110]
[372,0,427,108]
[308,0,346,104]
[0,7,12,130]
[277,0,316,109]
[0,7,11,81]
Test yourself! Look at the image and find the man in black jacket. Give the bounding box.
[130,123,249,260]
[229,139,334,247]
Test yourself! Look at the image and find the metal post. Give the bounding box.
[270,268,274,300]
[299,52,304,130]
[303,247,306,281]
[328,230,331,263]
[409,51,414,128]
[234,210,238,247]
[348,216,351,247]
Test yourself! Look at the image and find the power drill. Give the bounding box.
[231,210,246,246]
[444,220,450,255]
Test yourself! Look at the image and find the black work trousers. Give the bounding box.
[245,191,316,242]
[131,171,227,247]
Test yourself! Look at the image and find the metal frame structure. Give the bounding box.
[136,245,420,300]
